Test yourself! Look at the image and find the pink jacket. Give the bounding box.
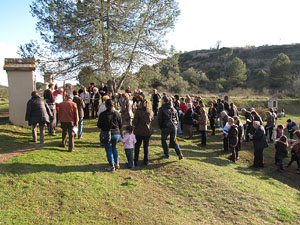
[120,133,136,149]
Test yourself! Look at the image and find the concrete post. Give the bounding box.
[3,58,35,127]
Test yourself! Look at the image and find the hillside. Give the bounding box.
[178,44,300,75]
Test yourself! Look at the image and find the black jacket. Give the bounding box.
[73,95,85,118]
[275,141,288,159]
[228,124,238,146]
[228,107,238,117]
[97,110,122,135]
[208,107,217,119]
[183,108,194,125]
[217,102,224,114]
[158,102,178,129]
[252,125,268,150]
[152,94,160,106]
[25,95,52,125]
[224,102,230,112]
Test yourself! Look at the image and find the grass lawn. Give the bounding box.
[0,100,300,224]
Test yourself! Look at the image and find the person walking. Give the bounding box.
[59,93,78,152]
[198,107,208,146]
[250,121,268,169]
[98,99,122,171]
[25,91,52,144]
[158,96,183,160]
[133,100,154,166]
[73,90,85,139]
[43,83,57,136]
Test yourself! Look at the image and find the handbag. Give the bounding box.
[99,112,115,144]
[100,130,111,144]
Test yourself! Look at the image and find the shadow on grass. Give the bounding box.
[0,160,176,175]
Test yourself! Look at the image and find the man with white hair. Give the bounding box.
[250,121,268,169]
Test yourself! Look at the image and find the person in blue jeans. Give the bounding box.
[97,99,123,171]
[158,96,183,160]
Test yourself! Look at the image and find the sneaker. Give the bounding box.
[115,164,120,170]
[178,154,183,160]
[164,155,170,159]
[105,166,115,172]
[68,149,75,152]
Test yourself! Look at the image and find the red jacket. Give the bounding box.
[180,103,188,113]
[59,99,78,125]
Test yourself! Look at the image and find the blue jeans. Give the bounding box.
[161,128,182,157]
[125,148,134,168]
[104,134,120,167]
[78,117,83,138]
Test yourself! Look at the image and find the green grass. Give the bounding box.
[1,100,300,224]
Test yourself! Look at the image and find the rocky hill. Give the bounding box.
[178,44,300,75]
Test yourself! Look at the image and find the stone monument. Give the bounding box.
[268,97,278,109]
[3,58,35,127]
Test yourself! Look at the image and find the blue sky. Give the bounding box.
[1,0,300,86]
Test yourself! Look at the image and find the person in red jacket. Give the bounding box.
[59,93,78,152]
[179,97,188,113]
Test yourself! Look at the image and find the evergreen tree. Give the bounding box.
[269,53,291,88]
[227,57,247,87]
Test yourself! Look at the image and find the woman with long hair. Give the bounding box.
[97,99,122,171]
[133,100,154,166]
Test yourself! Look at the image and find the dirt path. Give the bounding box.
[0,144,41,163]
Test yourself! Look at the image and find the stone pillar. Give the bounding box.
[3,58,35,127]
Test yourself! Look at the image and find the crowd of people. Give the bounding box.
[25,82,300,174]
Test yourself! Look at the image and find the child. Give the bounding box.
[276,125,284,139]
[274,135,288,172]
[120,125,136,169]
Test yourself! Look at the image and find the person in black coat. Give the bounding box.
[25,91,52,144]
[227,118,239,162]
[151,89,160,116]
[97,99,122,171]
[233,116,244,152]
[158,96,183,160]
[250,121,268,169]
[217,99,224,128]
[208,103,217,135]
[241,108,252,142]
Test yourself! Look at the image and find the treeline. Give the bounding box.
[132,44,300,96]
